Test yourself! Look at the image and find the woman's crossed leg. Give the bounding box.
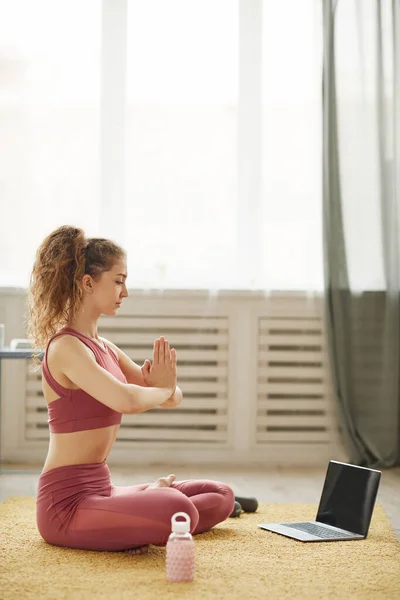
[64,477,234,553]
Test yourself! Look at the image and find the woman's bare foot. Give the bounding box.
[125,545,149,556]
[146,474,176,490]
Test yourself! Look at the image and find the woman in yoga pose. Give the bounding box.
[29,225,235,554]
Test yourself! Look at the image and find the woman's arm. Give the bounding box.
[54,335,174,414]
[101,337,148,386]
[102,336,183,409]
[158,385,183,409]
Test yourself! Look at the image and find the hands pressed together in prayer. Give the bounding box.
[141,336,177,396]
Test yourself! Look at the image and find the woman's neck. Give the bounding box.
[66,317,100,341]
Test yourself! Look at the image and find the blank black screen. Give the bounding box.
[316,461,381,535]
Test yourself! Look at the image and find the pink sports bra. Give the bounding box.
[42,327,126,433]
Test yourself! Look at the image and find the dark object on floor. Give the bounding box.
[229,501,242,518]
[234,496,259,513]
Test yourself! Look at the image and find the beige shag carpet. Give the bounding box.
[0,498,399,600]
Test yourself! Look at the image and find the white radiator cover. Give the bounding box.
[0,290,346,466]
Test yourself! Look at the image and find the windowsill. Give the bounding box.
[0,286,323,298]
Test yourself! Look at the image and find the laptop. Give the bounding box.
[257,460,381,542]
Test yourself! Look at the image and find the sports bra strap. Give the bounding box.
[42,332,72,397]
[42,328,105,396]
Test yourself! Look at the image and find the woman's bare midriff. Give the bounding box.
[42,426,119,474]
[41,344,119,474]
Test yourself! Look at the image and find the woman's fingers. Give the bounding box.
[154,336,175,366]
[153,338,159,364]
[164,340,170,364]
[159,336,165,363]
[171,348,177,367]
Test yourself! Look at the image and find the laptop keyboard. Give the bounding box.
[284,522,355,539]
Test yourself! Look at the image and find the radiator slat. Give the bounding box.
[259,318,322,330]
[258,399,327,411]
[25,412,227,427]
[260,350,324,361]
[180,381,227,393]
[258,383,327,395]
[106,348,228,362]
[122,413,226,426]
[116,428,227,442]
[99,317,227,329]
[26,380,226,394]
[101,332,228,345]
[24,428,227,442]
[258,367,324,378]
[26,372,227,394]
[25,396,227,410]
[26,349,229,365]
[26,364,228,381]
[257,415,328,427]
[256,431,329,443]
[259,334,323,346]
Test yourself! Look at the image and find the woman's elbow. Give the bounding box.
[171,387,183,408]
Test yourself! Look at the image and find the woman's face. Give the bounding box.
[85,258,129,316]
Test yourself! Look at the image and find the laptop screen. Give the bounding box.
[316,461,381,535]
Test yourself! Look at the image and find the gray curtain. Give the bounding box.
[322,0,400,467]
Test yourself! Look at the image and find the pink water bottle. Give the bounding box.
[166,512,195,582]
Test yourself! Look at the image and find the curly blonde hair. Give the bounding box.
[26,225,126,353]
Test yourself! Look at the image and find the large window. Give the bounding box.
[0,0,323,291]
[262,0,323,291]
[125,0,238,289]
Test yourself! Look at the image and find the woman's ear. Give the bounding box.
[82,274,94,294]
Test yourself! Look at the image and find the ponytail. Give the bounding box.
[26,225,125,354]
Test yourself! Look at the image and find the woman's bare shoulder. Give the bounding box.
[48,333,94,361]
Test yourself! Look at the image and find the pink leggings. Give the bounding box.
[36,460,235,552]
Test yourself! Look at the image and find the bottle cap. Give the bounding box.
[171,512,191,533]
